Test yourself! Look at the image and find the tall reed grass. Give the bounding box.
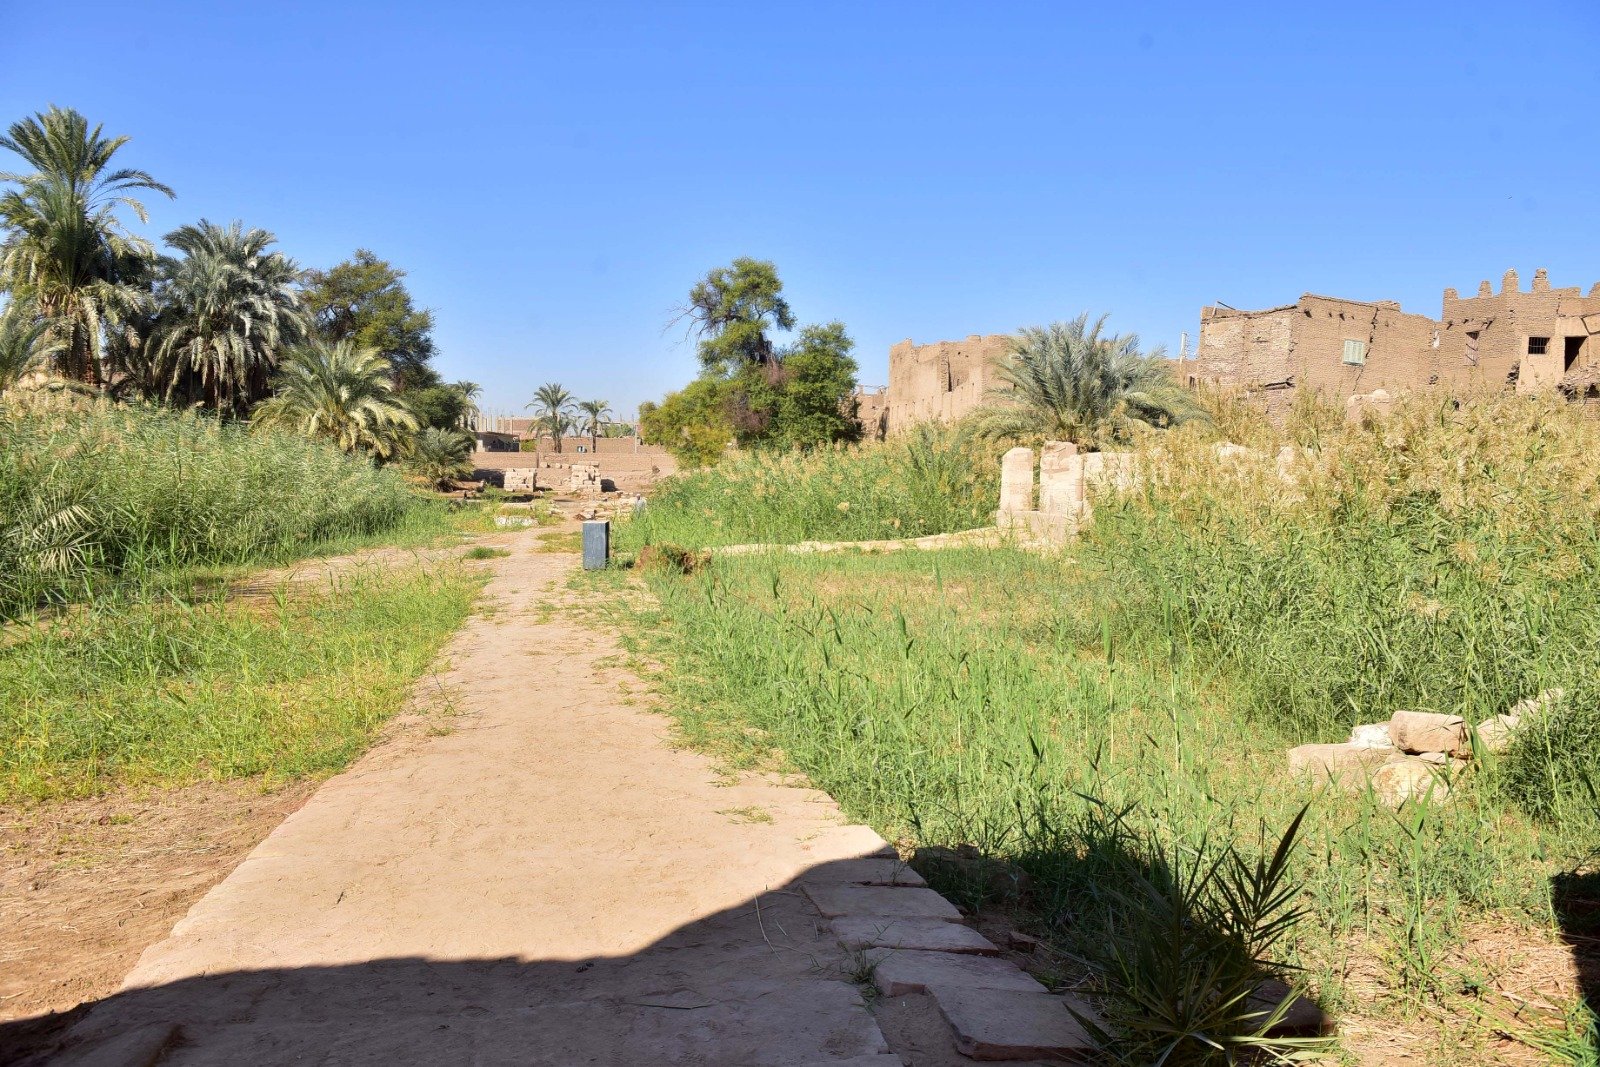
[0,397,426,618]
[619,425,1001,550]
[608,389,1600,1062]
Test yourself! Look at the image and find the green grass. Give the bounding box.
[0,563,481,801]
[600,391,1600,1063]
[0,398,440,619]
[617,425,1002,551]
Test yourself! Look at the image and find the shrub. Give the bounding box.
[0,396,421,617]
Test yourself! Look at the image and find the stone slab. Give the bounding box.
[928,986,1097,1061]
[871,950,1046,997]
[800,857,926,887]
[1286,742,1389,783]
[832,917,999,955]
[804,884,962,921]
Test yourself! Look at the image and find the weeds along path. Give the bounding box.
[35,539,906,1066]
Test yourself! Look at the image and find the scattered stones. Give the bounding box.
[1005,930,1041,953]
[870,950,1046,997]
[831,917,1000,955]
[1286,743,1390,784]
[927,986,1098,1062]
[502,468,537,493]
[1388,710,1470,757]
[803,885,962,922]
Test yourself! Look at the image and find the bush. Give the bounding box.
[0,396,422,617]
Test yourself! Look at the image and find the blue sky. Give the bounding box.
[4,1,1597,418]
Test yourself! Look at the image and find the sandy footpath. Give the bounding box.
[34,538,903,1065]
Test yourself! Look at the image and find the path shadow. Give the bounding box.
[1552,867,1600,1052]
[0,858,906,1067]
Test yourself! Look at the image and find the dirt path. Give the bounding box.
[28,539,908,1065]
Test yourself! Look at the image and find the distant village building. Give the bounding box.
[1189,269,1600,417]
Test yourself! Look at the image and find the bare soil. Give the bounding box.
[0,780,316,1033]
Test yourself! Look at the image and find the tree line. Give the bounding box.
[0,106,483,486]
[640,257,863,465]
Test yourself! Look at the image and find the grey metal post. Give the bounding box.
[582,520,610,570]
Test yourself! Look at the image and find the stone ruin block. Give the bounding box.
[1037,440,1083,518]
[568,463,602,494]
[1388,710,1470,757]
[997,447,1035,519]
[502,468,537,493]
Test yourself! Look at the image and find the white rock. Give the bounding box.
[1475,714,1520,753]
[1348,723,1394,749]
[1372,757,1454,806]
[1510,688,1565,721]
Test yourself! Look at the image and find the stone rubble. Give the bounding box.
[1287,689,1566,806]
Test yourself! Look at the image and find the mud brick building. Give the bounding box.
[884,334,1011,434]
[1189,268,1600,417]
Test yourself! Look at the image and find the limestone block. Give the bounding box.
[1347,723,1394,749]
[802,884,962,921]
[1475,714,1519,753]
[1388,711,1470,757]
[1287,743,1390,784]
[831,916,999,955]
[800,857,926,887]
[998,447,1035,516]
[870,950,1046,997]
[1038,441,1083,517]
[1372,757,1453,806]
[1510,688,1565,721]
[927,986,1099,1061]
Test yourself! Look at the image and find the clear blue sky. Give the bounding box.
[5,1,1597,418]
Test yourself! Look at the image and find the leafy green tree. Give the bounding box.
[0,106,172,384]
[970,313,1202,448]
[526,381,575,453]
[640,377,734,467]
[299,250,437,389]
[404,427,475,489]
[151,220,307,415]
[0,307,62,390]
[761,321,860,449]
[682,257,794,373]
[254,339,418,459]
[406,384,468,431]
[577,398,612,450]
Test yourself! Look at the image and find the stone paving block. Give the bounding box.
[832,916,999,955]
[870,949,1046,997]
[800,857,926,887]
[804,884,962,921]
[927,986,1098,1062]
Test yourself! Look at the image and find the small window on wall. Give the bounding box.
[1528,336,1550,356]
[1342,339,1367,366]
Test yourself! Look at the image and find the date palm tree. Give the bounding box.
[0,307,62,391]
[151,220,308,415]
[0,106,173,384]
[970,313,1202,448]
[404,427,475,489]
[451,379,482,429]
[526,381,575,453]
[254,338,417,459]
[577,398,612,451]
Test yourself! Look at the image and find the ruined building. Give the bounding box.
[884,334,1011,434]
[1189,269,1600,416]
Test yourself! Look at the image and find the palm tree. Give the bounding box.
[404,427,475,489]
[0,307,63,391]
[526,381,575,453]
[254,339,418,459]
[577,398,612,451]
[451,379,482,429]
[151,220,307,415]
[0,106,173,384]
[970,314,1202,448]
